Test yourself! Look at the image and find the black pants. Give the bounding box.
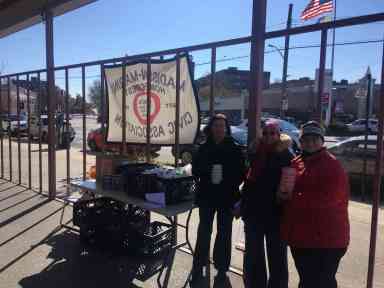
[243,217,288,288]
[291,248,347,288]
[192,207,233,272]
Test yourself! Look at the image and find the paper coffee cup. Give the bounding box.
[280,167,296,194]
[211,164,223,184]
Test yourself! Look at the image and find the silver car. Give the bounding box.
[236,118,301,152]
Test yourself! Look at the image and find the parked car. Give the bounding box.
[9,115,28,136]
[236,118,301,151]
[30,115,76,143]
[170,125,208,165]
[327,136,383,199]
[171,125,248,165]
[333,113,355,128]
[200,116,210,125]
[0,114,27,135]
[328,135,378,176]
[87,127,161,156]
[346,119,378,134]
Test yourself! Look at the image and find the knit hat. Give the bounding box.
[300,121,325,140]
[263,120,281,135]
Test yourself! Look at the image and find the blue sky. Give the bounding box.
[0,0,383,97]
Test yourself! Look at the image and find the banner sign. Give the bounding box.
[104,55,200,145]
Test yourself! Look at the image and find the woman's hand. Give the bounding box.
[277,189,291,202]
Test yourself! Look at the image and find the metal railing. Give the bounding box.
[0,6,383,287]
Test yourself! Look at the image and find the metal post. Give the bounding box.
[329,0,337,125]
[27,74,32,189]
[101,64,106,153]
[146,58,152,163]
[16,75,21,185]
[209,48,216,117]
[174,53,181,168]
[122,60,127,155]
[7,77,11,182]
[44,8,56,200]
[330,0,337,74]
[248,0,267,143]
[65,69,70,187]
[173,53,182,251]
[0,77,3,179]
[38,73,42,193]
[366,39,384,288]
[362,72,372,201]
[316,29,328,123]
[281,4,293,118]
[82,66,86,181]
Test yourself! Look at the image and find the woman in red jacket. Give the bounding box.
[280,121,350,288]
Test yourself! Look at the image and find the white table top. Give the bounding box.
[70,180,195,218]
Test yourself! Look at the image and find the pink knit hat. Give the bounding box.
[263,120,280,135]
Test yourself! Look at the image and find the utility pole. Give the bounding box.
[281,4,293,118]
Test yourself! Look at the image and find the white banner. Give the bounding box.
[105,56,200,145]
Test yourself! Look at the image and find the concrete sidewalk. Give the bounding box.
[0,179,383,288]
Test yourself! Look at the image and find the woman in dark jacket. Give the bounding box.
[242,120,293,288]
[191,113,245,282]
[280,121,350,288]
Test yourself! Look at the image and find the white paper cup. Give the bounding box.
[211,164,223,184]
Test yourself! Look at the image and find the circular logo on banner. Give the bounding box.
[133,91,161,125]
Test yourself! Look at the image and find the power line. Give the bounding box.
[19,38,384,80]
[195,38,384,67]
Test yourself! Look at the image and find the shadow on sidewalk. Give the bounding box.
[18,230,143,288]
[18,229,179,288]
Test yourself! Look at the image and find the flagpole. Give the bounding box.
[331,0,337,73]
[329,0,337,125]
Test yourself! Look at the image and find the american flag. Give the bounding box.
[301,0,333,21]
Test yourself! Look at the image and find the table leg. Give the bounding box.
[185,209,194,254]
[156,216,178,288]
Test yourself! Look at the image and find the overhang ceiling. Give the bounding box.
[0,0,97,38]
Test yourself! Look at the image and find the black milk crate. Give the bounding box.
[75,200,151,251]
[136,173,158,199]
[79,222,124,249]
[102,174,123,191]
[73,197,126,227]
[138,175,197,205]
[116,163,158,197]
[134,253,168,281]
[122,205,150,234]
[122,221,174,257]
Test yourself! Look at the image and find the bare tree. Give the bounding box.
[88,80,102,114]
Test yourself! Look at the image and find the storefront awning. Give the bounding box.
[0,0,97,38]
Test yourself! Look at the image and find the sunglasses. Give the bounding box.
[263,131,278,136]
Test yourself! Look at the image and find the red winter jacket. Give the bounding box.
[281,149,350,249]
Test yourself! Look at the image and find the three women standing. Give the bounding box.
[191,116,349,288]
